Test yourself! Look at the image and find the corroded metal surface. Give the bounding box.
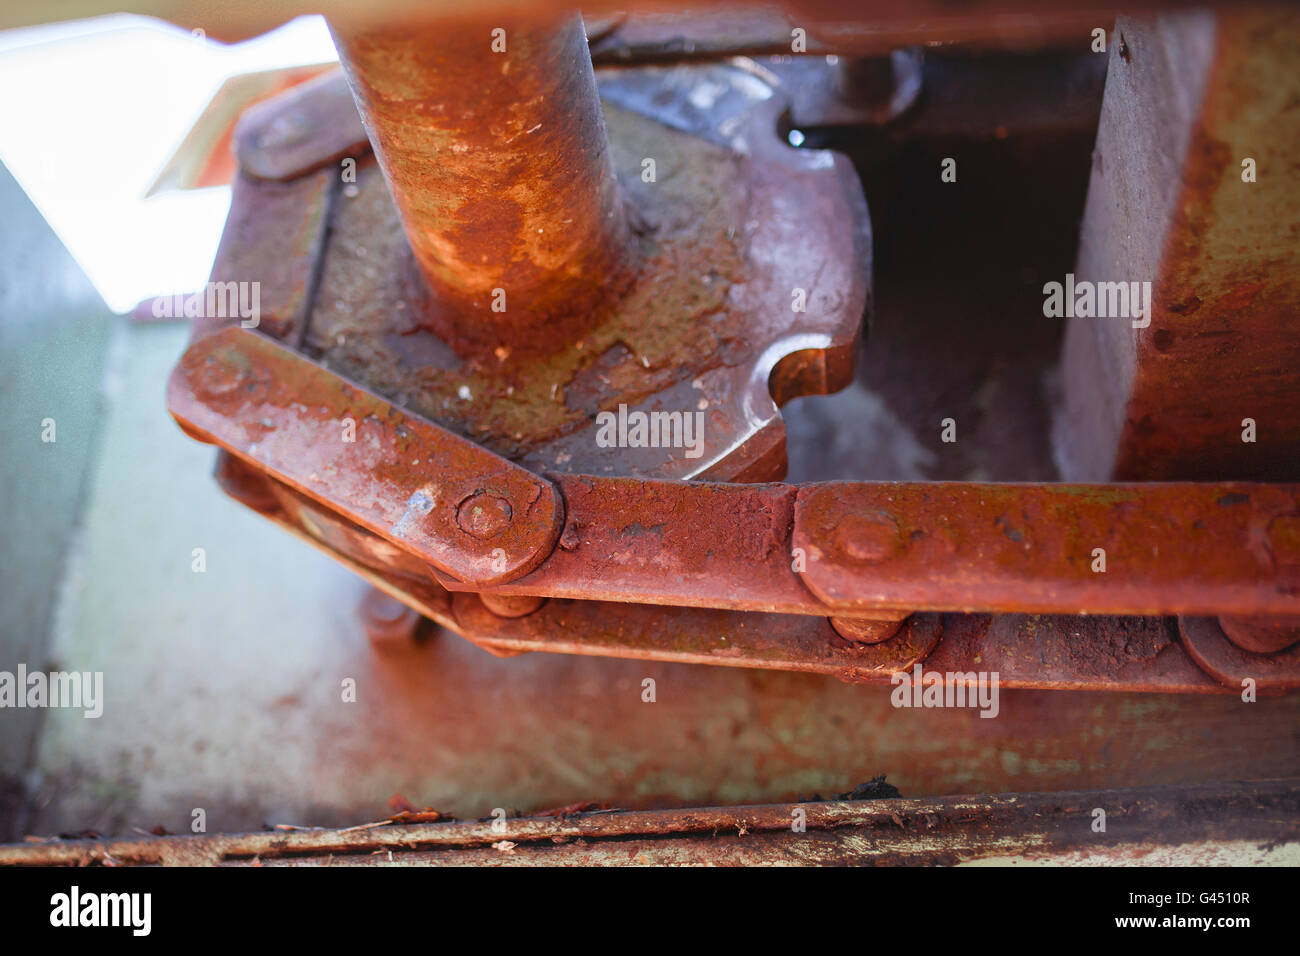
[162,8,1300,700]
[205,54,870,486]
[10,0,1300,862]
[168,328,563,586]
[477,474,812,611]
[471,475,1300,620]
[930,614,1220,693]
[1057,9,1300,482]
[586,5,1132,60]
[793,481,1300,617]
[193,169,334,344]
[4,780,1296,866]
[193,452,1244,691]
[291,60,869,480]
[453,600,1231,692]
[1218,614,1300,655]
[454,595,944,680]
[171,329,1300,625]
[197,475,1241,692]
[331,14,636,358]
[829,610,910,644]
[1180,616,1300,692]
[233,68,371,182]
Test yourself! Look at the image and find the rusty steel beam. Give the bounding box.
[3,780,1296,866]
[586,4,1116,63]
[330,13,635,357]
[1057,8,1300,482]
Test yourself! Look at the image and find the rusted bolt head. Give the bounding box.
[1217,615,1300,655]
[830,613,910,644]
[189,353,248,401]
[830,511,902,564]
[456,492,513,539]
[256,111,311,151]
[480,593,545,619]
[359,587,421,647]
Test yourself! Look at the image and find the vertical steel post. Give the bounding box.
[331,13,634,356]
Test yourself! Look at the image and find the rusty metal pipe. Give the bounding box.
[329,13,634,356]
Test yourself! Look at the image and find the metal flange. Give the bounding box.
[209,57,870,483]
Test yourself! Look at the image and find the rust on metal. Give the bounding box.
[359,585,422,645]
[193,475,1244,692]
[453,594,942,680]
[1180,616,1300,691]
[476,473,815,612]
[175,329,1300,624]
[193,168,335,344]
[829,611,910,644]
[464,474,1300,622]
[928,614,1221,693]
[478,592,546,619]
[234,67,372,182]
[586,5,1113,64]
[217,452,1283,692]
[295,59,869,479]
[1217,614,1300,655]
[1057,9,1300,482]
[167,327,563,586]
[792,480,1300,617]
[330,13,635,358]
[4,780,1295,866]
[450,596,1236,693]
[160,7,1300,697]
